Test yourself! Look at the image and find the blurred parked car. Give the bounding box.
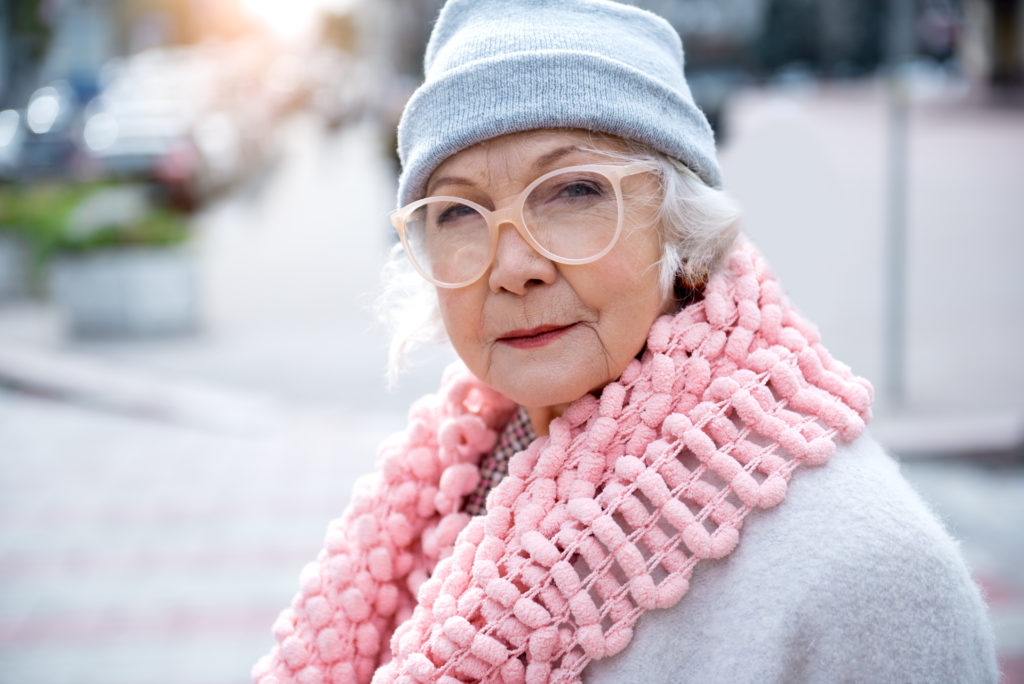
[76,48,254,208]
[0,42,279,209]
[0,109,25,180]
[2,80,91,180]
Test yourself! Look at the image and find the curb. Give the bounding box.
[0,343,283,434]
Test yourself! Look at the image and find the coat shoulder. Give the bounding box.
[585,435,999,684]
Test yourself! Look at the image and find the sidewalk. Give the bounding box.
[0,386,395,683]
[1,83,1023,682]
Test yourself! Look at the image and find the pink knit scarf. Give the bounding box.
[253,243,873,684]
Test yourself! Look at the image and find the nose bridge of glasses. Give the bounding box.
[488,202,535,244]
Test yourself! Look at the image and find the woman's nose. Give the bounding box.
[487,220,557,294]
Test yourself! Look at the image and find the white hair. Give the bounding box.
[376,140,741,383]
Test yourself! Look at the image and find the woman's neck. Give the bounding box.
[525,404,568,437]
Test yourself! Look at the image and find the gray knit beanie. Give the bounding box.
[395,0,722,208]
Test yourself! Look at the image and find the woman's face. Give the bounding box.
[430,130,672,433]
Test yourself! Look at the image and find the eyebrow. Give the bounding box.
[426,175,476,196]
[425,145,588,196]
[531,145,585,170]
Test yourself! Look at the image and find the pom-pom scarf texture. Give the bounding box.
[253,244,873,683]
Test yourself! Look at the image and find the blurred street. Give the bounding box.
[1,79,1023,684]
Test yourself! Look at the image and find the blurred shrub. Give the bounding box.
[0,182,188,253]
[55,184,189,253]
[0,183,96,288]
[0,183,90,243]
[0,182,190,292]
[54,206,188,252]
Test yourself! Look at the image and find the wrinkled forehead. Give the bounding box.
[427,129,633,190]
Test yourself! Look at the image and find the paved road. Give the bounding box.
[0,387,388,683]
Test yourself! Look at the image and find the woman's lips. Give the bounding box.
[497,323,578,349]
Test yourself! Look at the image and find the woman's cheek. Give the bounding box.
[438,289,486,367]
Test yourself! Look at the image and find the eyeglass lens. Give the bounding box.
[403,168,620,285]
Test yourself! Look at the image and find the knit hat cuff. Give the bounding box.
[396,49,722,207]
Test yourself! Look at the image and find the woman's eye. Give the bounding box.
[436,204,476,225]
[559,181,602,199]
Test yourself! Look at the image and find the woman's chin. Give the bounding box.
[479,336,616,410]
[485,364,599,412]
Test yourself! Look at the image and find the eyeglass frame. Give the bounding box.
[389,162,656,289]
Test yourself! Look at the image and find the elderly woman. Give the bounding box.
[253,1,997,682]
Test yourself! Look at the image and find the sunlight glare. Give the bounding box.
[239,0,321,41]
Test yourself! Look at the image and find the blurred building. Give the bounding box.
[673,0,1020,87]
[963,0,1024,85]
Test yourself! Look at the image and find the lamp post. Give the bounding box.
[884,0,914,411]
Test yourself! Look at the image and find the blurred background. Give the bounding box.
[0,0,1022,681]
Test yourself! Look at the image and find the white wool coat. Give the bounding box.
[585,434,998,683]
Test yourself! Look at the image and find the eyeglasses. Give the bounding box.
[390,162,654,288]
